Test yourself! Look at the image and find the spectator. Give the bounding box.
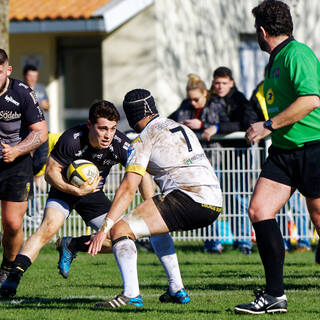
[169,73,221,143]
[209,66,253,255]
[23,64,52,217]
[208,66,249,144]
[23,64,50,130]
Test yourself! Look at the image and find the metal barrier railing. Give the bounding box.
[23,133,318,245]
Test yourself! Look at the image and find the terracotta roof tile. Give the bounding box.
[10,0,111,21]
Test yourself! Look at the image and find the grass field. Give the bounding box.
[0,242,319,320]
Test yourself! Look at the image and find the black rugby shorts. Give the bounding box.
[153,189,221,231]
[48,188,112,223]
[260,141,320,198]
[0,155,33,201]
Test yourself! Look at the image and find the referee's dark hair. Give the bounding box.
[0,49,9,65]
[89,100,120,124]
[252,0,293,37]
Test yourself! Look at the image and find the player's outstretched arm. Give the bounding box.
[88,172,142,256]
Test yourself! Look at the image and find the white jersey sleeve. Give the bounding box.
[125,117,222,207]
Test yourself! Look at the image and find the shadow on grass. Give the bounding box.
[0,297,221,314]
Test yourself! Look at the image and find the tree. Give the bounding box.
[0,0,9,53]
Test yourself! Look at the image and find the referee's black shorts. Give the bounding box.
[153,189,221,232]
[0,154,33,201]
[260,141,320,198]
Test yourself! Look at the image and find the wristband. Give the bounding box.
[99,217,114,234]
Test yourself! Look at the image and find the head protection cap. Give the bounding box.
[123,89,158,129]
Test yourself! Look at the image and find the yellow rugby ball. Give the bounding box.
[66,159,99,187]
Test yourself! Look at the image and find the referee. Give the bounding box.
[235,0,320,315]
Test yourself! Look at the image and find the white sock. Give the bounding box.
[150,233,184,295]
[113,239,139,298]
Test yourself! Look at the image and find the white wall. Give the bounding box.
[154,0,320,116]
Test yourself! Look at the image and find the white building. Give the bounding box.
[9,0,320,132]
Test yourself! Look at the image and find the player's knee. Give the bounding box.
[121,209,151,240]
[110,220,134,241]
[2,218,23,234]
[248,205,259,222]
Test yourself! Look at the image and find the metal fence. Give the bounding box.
[23,134,318,245]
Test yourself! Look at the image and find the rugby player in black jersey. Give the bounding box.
[0,49,48,286]
[0,100,189,304]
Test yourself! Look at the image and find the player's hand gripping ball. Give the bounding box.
[67,159,99,187]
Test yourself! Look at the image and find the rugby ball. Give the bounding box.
[66,159,99,187]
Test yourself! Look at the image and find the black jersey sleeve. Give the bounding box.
[16,81,45,126]
[50,128,81,167]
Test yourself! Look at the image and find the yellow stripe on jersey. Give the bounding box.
[256,82,269,120]
[126,164,146,176]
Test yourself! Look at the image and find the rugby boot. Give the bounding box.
[159,288,190,304]
[0,271,22,298]
[56,236,76,279]
[235,289,287,314]
[0,269,9,286]
[95,294,143,308]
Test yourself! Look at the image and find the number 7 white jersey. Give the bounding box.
[126,116,222,207]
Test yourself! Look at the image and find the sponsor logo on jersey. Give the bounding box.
[126,145,135,166]
[271,67,280,78]
[4,95,20,106]
[184,153,206,166]
[0,110,21,121]
[123,141,130,150]
[18,82,29,89]
[103,159,117,166]
[109,145,114,152]
[92,153,103,160]
[268,107,280,114]
[266,88,274,105]
[29,91,38,104]
[73,132,80,140]
[113,135,122,143]
[36,105,43,116]
[74,145,88,157]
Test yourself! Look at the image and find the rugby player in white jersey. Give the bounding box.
[0,100,190,304]
[89,89,223,308]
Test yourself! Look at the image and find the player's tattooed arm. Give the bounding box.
[0,120,48,162]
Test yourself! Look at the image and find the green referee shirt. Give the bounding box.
[264,37,320,149]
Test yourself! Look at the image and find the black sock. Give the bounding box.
[69,236,91,253]
[253,219,285,297]
[9,254,32,280]
[1,256,14,272]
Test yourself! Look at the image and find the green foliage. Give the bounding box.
[0,242,319,319]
